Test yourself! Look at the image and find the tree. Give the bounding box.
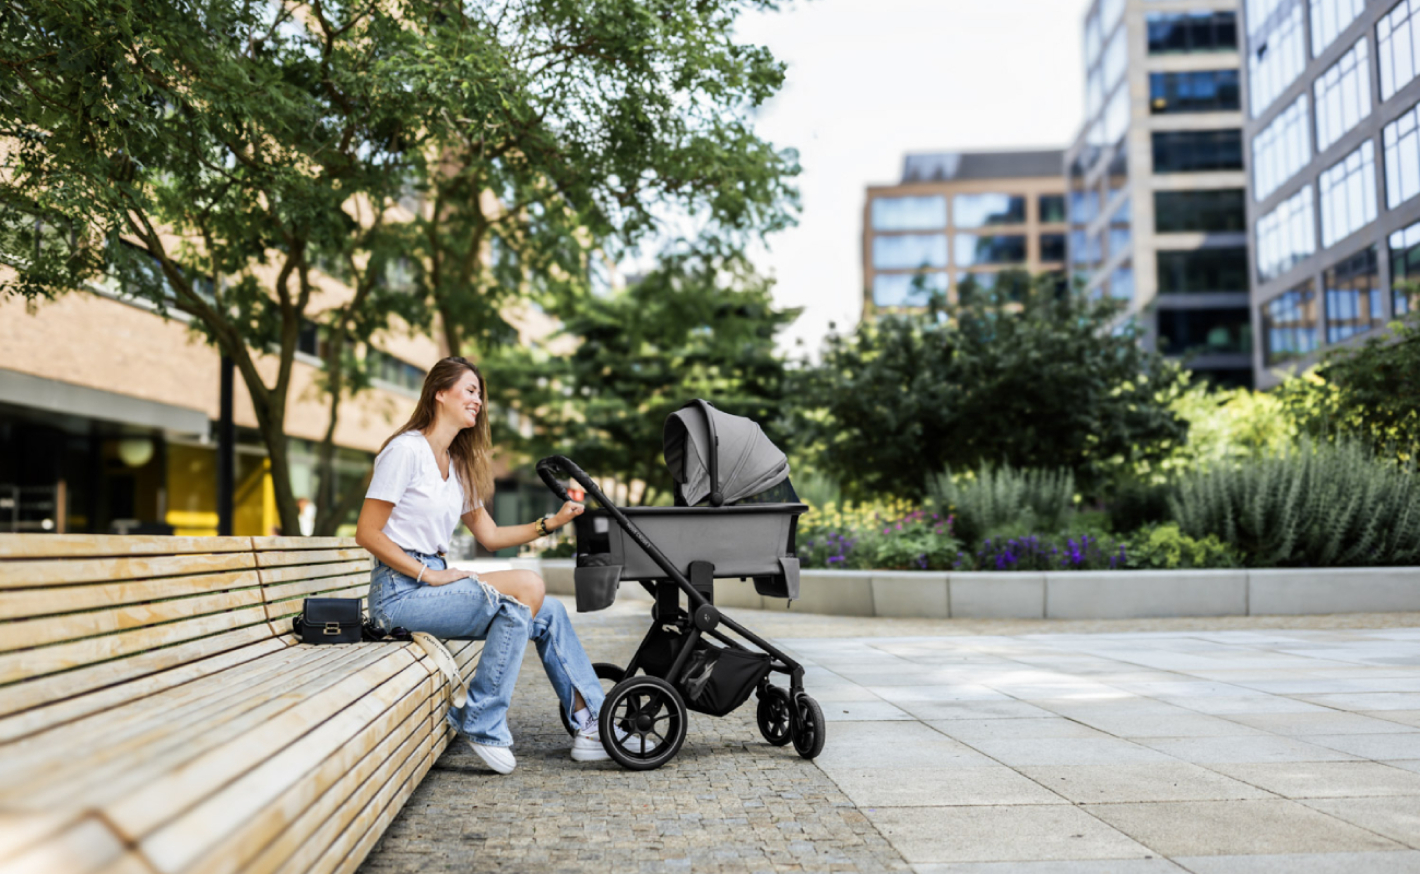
[795,271,1189,499]
[482,244,797,506]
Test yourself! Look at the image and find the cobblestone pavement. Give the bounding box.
[359,600,1420,874]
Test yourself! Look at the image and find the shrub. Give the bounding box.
[797,501,958,570]
[858,510,959,570]
[928,463,1076,548]
[968,533,1127,571]
[1124,524,1239,570]
[1106,474,1174,533]
[1170,439,1420,567]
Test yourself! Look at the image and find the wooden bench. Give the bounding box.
[0,535,482,874]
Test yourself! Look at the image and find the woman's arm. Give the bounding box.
[462,500,584,552]
[355,499,467,586]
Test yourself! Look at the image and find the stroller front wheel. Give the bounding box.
[756,685,793,747]
[600,675,688,770]
[791,693,826,760]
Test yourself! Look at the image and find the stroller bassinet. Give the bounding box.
[536,400,824,770]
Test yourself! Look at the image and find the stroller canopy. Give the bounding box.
[663,400,789,506]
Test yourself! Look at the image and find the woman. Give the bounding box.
[355,356,605,775]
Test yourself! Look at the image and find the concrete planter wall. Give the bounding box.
[537,559,1420,619]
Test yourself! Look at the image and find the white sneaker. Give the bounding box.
[571,718,655,761]
[465,738,516,774]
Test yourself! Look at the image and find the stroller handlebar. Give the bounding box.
[536,455,611,509]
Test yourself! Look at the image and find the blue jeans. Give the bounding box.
[368,550,605,747]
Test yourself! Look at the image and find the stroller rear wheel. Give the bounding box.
[561,662,626,736]
[756,685,793,746]
[600,675,688,770]
[791,693,826,760]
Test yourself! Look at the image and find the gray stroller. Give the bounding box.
[536,400,825,770]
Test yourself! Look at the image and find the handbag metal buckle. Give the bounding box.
[323,622,342,636]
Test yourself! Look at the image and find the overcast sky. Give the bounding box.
[733,0,1095,355]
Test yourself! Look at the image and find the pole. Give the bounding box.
[217,354,235,536]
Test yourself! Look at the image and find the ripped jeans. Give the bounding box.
[368,550,604,748]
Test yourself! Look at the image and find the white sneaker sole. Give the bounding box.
[570,742,610,762]
[465,739,516,774]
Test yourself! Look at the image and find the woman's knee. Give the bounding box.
[511,570,545,613]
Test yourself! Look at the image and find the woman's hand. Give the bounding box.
[420,567,472,587]
[549,500,585,530]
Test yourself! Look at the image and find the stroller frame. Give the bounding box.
[537,453,824,770]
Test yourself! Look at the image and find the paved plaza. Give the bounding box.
[360,600,1420,873]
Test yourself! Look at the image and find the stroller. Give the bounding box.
[535,399,825,771]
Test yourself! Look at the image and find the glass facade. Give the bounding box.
[1069,190,1100,224]
[1154,189,1247,233]
[1378,0,1420,101]
[955,234,1027,266]
[1103,27,1128,91]
[953,194,1026,227]
[873,234,949,270]
[1252,95,1311,202]
[1103,87,1130,144]
[1040,233,1067,262]
[1317,140,1377,249]
[1149,70,1242,113]
[1322,245,1383,342]
[873,272,949,308]
[1157,247,1250,293]
[1040,194,1067,223]
[1389,218,1420,314]
[1383,100,1420,208]
[1256,186,1317,281]
[1109,197,1131,255]
[1152,130,1245,172]
[1263,280,1320,364]
[871,196,947,231]
[1311,0,1368,56]
[1111,264,1135,301]
[1248,1,1306,119]
[1314,38,1371,153]
[1158,308,1253,355]
[1147,11,1239,53]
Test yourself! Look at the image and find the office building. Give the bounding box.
[862,150,1069,318]
[1244,0,1420,387]
[1066,0,1254,387]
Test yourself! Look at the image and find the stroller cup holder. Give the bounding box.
[573,554,622,613]
[754,555,800,600]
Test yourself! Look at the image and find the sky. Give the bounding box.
[733,0,1095,355]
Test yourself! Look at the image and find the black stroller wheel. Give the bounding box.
[756,685,793,746]
[791,693,826,760]
[561,662,626,736]
[600,675,688,771]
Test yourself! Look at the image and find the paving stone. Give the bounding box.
[1208,761,1420,798]
[1299,796,1420,846]
[1086,799,1403,856]
[1166,853,1420,873]
[1018,763,1271,803]
[865,805,1151,863]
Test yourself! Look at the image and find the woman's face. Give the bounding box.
[437,369,482,430]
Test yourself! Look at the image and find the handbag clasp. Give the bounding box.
[323,622,342,636]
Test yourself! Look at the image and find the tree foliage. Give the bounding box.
[795,272,1189,499]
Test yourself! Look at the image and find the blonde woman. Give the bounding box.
[355,357,605,775]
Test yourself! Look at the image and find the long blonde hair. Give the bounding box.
[380,356,494,506]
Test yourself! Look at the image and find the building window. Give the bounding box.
[1152,130,1245,172]
[954,234,1027,266]
[1247,1,1306,119]
[1379,0,1420,101]
[873,234,948,270]
[1108,198,1132,256]
[1389,218,1420,314]
[1103,26,1128,92]
[1040,234,1067,262]
[1256,186,1317,281]
[1314,38,1371,153]
[872,272,948,308]
[1157,247,1250,293]
[1111,264,1135,301]
[1149,70,1242,113]
[1103,86,1130,144]
[1070,229,1103,266]
[1147,11,1239,54]
[1311,0,1368,56]
[367,349,426,393]
[1039,194,1067,224]
[956,271,999,294]
[1263,280,1321,364]
[1087,67,1105,120]
[1383,100,1420,208]
[953,194,1026,227]
[1323,245,1384,342]
[1155,189,1247,233]
[1101,0,1125,35]
[297,319,325,359]
[1158,307,1253,356]
[1252,95,1312,203]
[1318,140,1377,249]
[1069,190,1100,224]
[1085,9,1103,70]
[871,196,947,231]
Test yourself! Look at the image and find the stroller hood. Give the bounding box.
[663,400,789,506]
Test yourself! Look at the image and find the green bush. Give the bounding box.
[1170,439,1420,567]
[1124,524,1239,570]
[1106,474,1174,533]
[928,463,1075,548]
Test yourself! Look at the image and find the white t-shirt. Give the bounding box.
[365,432,482,555]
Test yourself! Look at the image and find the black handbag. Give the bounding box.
[293,597,363,644]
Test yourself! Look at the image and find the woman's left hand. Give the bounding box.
[550,500,585,530]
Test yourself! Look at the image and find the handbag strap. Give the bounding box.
[411,632,468,709]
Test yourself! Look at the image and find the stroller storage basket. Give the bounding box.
[636,623,773,717]
[573,504,805,582]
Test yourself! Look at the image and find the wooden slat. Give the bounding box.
[100,648,422,840]
[250,537,358,552]
[0,553,256,590]
[0,587,265,654]
[0,625,276,721]
[261,574,369,609]
[0,535,252,560]
[253,548,369,569]
[257,560,369,586]
[0,813,156,874]
[325,735,437,874]
[0,605,272,687]
[0,570,261,622]
[142,669,434,874]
